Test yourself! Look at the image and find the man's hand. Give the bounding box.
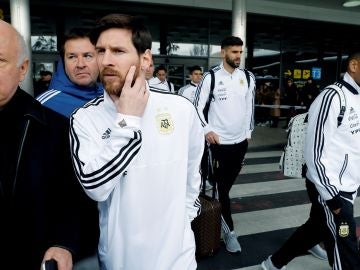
[114,65,149,117]
[205,131,220,144]
[42,246,72,270]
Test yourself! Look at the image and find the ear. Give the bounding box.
[348,59,359,73]
[140,49,152,71]
[221,48,226,59]
[19,59,29,82]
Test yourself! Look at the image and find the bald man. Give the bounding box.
[0,20,81,270]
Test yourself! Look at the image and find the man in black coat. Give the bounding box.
[0,20,81,270]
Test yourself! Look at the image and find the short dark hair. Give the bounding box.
[61,28,91,60]
[347,51,360,65]
[90,13,152,55]
[40,70,52,76]
[189,65,202,74]
[221,36,243,49]
[155,65,167,74]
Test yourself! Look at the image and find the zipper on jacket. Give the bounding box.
[339,153,348,185]
[12,120,30,196]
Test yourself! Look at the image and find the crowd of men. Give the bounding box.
[1,13,359,270]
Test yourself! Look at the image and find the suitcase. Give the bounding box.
[191,146,221,259]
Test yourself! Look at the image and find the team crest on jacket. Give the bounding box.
[339,222,349,237]
[240,79,245,86]
[156,113,174,134]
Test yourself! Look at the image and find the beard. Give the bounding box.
[100,66,140,96]
[225,55,240,69]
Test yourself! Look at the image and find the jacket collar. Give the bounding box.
[10,88,47,125]
[343,72,359,95]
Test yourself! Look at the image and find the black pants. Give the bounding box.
[210,140,248,233]
[272,179,360,270]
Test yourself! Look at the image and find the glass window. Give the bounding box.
[151,41,160,55]
[31,36,57,52]
[166,43,208,57]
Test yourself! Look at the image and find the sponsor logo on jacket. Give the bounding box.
[348,107,360,135]
[102,128,111,139]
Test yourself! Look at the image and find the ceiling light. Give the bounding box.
[343,0,360,7]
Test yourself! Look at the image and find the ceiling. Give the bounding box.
[1,0,359,54]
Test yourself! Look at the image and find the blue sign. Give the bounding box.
[312,67,321,80]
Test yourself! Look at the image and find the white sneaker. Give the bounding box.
[223,231,241,253]
[261,256,286,270]
[308,244,327,260]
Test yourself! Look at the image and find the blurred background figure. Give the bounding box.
[283,77,298,126]
[148,65,175,93]
[145,59,155,81]
[178,65,203,102]
[270,86,281,128]
[34,70,52,96]
[300,77,319,110]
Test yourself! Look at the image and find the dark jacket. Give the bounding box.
[0,88,82,269]
[36,58,101,260]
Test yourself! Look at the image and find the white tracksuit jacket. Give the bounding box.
[305,72,360,204]
[194,62,255,144]
[148,77,175,93]
[70,88,203,270]
[178,82,198,103]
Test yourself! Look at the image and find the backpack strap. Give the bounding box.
[204,68,250,121]
[167,80,172,92]
[209,69,215,100]
[244,68,251,90]
[203,69,215,122]
[326,81,346,127]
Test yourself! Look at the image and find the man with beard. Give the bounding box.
[69,14,204,270]
[194,35,256,253]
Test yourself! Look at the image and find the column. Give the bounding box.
[232,0,247,69]
[10,0,33,95]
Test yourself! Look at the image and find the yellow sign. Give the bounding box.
[303,69,311,79]
[0,9,4,20]
[294,69,301,79]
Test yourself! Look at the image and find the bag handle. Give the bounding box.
[201,144,217,199]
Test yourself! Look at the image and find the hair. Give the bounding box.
[90,13,152,55]
[61,27,92,60]
[155,65,167,74]
[14,30,29,68]
[40,70,52,76]
[189,65,202,74]
[346,51,360,66]
[221,36,243,49]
